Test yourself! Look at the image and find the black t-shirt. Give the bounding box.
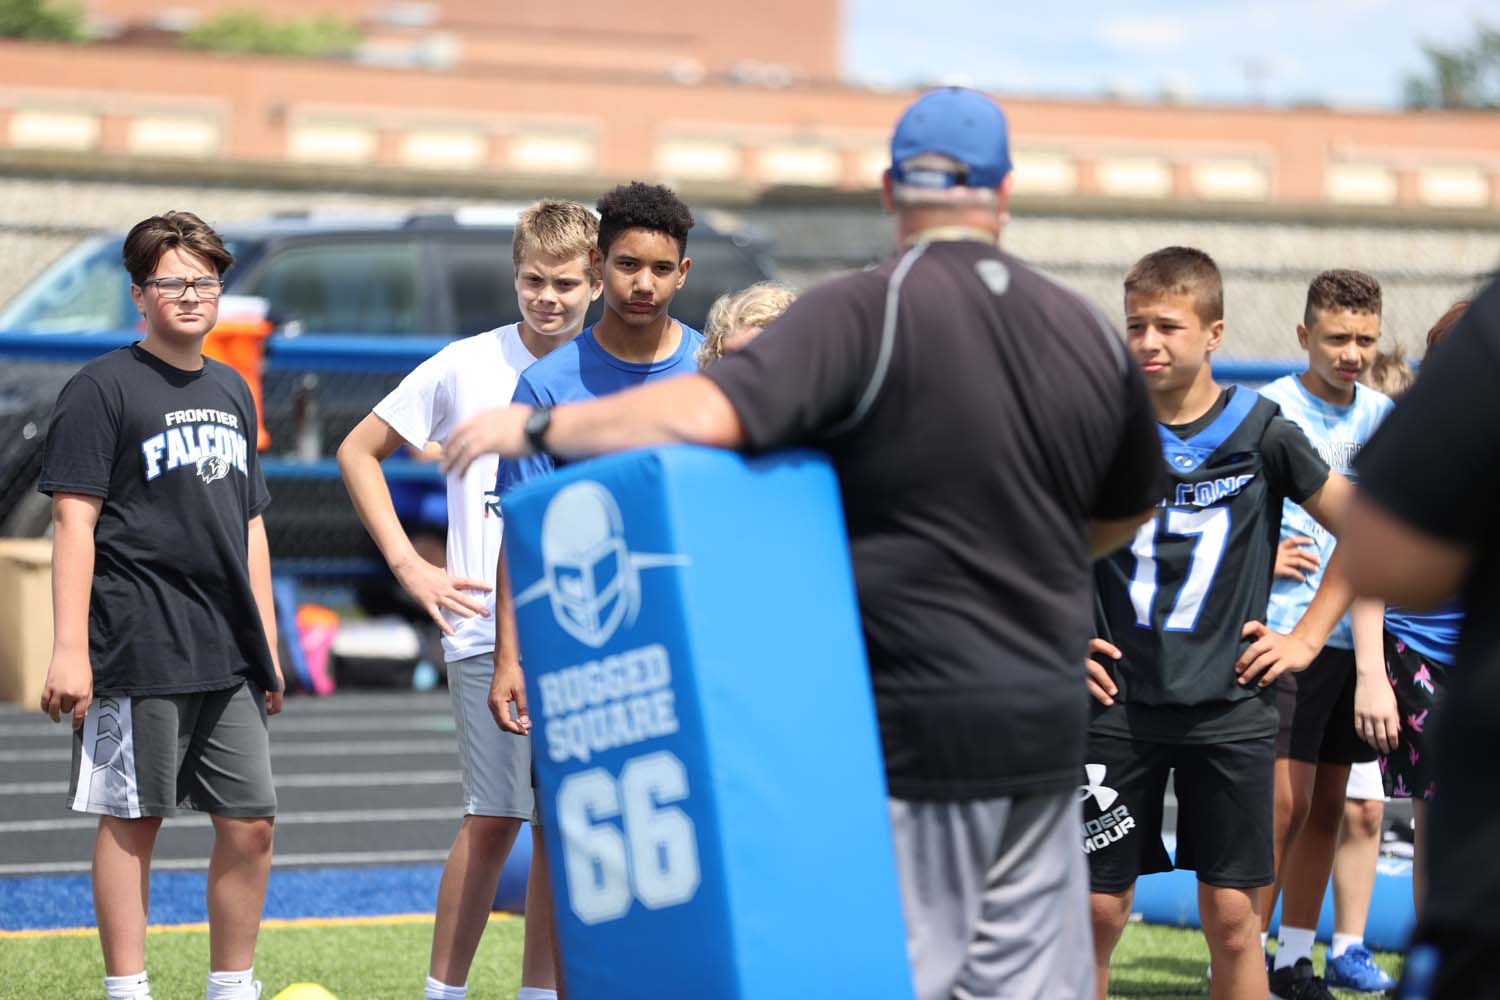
[39,344,276,696]
[705,239,1164,800]
[1091,386,1329,743]
[1355,279,1500,936]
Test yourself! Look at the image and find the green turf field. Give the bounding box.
[0,916,1402,999]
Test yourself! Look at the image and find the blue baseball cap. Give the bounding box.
[890,87,1012,189]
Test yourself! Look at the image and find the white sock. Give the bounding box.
[205,968,258,1000]
[517,990,558,1000]
[1275,926,1316,969]
[104,972,152,1000]
[1331,933,1363,959]
[424,976,467,999]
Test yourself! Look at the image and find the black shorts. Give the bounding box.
[1381,632,1447,800]
[1082,732,1275,893]
[1274,646,1378,765]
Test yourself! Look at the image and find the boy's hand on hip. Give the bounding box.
[40,651,93,729]
[392,555,491,636]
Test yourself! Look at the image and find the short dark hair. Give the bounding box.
[122,211,234,286]
[1124,246,1223,324]
[596,182,694,259]
[1304,269,1381,327]
[1425,299,1471,357]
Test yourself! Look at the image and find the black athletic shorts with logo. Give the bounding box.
[1274,646,1378,765]
[1082,733,1275,893]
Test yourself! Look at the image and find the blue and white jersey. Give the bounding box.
[1259,374,1393,647]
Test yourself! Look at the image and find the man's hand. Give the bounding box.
[40,650,93,729]
[1086,638,1122,707]
[1275,536,1321,582]
[489,658,532,736]
[1235,621,1319,688]
[1354,672,1401,755]
[442,405,530,478]
[392,555,491,636]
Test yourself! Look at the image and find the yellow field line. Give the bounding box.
[1,911,513,941]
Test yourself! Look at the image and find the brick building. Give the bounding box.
[2,0,1499,212]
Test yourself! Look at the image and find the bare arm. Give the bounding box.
[1087,508,1155,560]
[1350,595,1399,754]
[1295,470,1354,539]
[1235,542,1357,687]
[247,514,284,715]
[443,375,745,476]
[488,538,530,736]
[1342,492,1471,610]
[42,493,100,727]
[337,412,490,633]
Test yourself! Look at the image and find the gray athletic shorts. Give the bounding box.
[67,682,276,818]
[449,654,534,820]
[889,789,1094,1000]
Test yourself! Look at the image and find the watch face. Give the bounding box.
[525,408,552,450]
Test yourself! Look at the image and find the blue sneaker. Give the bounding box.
[1325,943,1397,993]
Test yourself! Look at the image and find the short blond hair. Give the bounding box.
[512,200,598,273]
[1363,346,1414,399]
[699,282,797,367]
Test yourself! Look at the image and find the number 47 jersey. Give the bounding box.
[1093,386,1330,732]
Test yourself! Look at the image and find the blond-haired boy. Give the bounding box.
[337,200,601,1000]
[698,281,796,367]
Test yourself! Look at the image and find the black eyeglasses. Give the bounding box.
[142,277,223,300]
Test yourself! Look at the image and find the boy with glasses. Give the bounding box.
[38,210,282,1000]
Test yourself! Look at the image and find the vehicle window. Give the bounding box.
[442,240,523,336]
[671,240,770,332]
[245,241,424,335]
[0,238,134,333]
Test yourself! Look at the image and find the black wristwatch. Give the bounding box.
[523,406,553,456]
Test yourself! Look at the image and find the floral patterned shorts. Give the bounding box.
[1380,631,1447,800]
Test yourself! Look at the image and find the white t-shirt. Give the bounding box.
[373,324,539,662]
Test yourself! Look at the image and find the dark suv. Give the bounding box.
[0,209,777,565]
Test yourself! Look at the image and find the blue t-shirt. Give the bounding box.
[1259,375,1393,647]
[496,322,703,494]
[1385,603,1463,666]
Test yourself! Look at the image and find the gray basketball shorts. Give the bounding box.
[888,789,1094,1000]
[67,682,276,818]
[449,653,535,821]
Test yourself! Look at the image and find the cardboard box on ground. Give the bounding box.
[0,538,53,709]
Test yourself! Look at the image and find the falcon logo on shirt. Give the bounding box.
[196,454,229,485]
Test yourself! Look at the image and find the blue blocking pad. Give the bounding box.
[502,446,913,1000]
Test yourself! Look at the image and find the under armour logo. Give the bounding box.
[1078,763,1119,811]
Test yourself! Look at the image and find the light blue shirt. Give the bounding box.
[1259,374,1393,647]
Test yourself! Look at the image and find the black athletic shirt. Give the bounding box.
[1091,386,1329,743]
[39,344,276,696]
[1355,279,1500,936]
[706,239,1164,800]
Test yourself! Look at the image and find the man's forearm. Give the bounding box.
[546,376,744,461]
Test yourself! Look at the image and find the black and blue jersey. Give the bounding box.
[1092,386,1329,743]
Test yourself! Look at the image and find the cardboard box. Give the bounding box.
[0,538,53,709]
